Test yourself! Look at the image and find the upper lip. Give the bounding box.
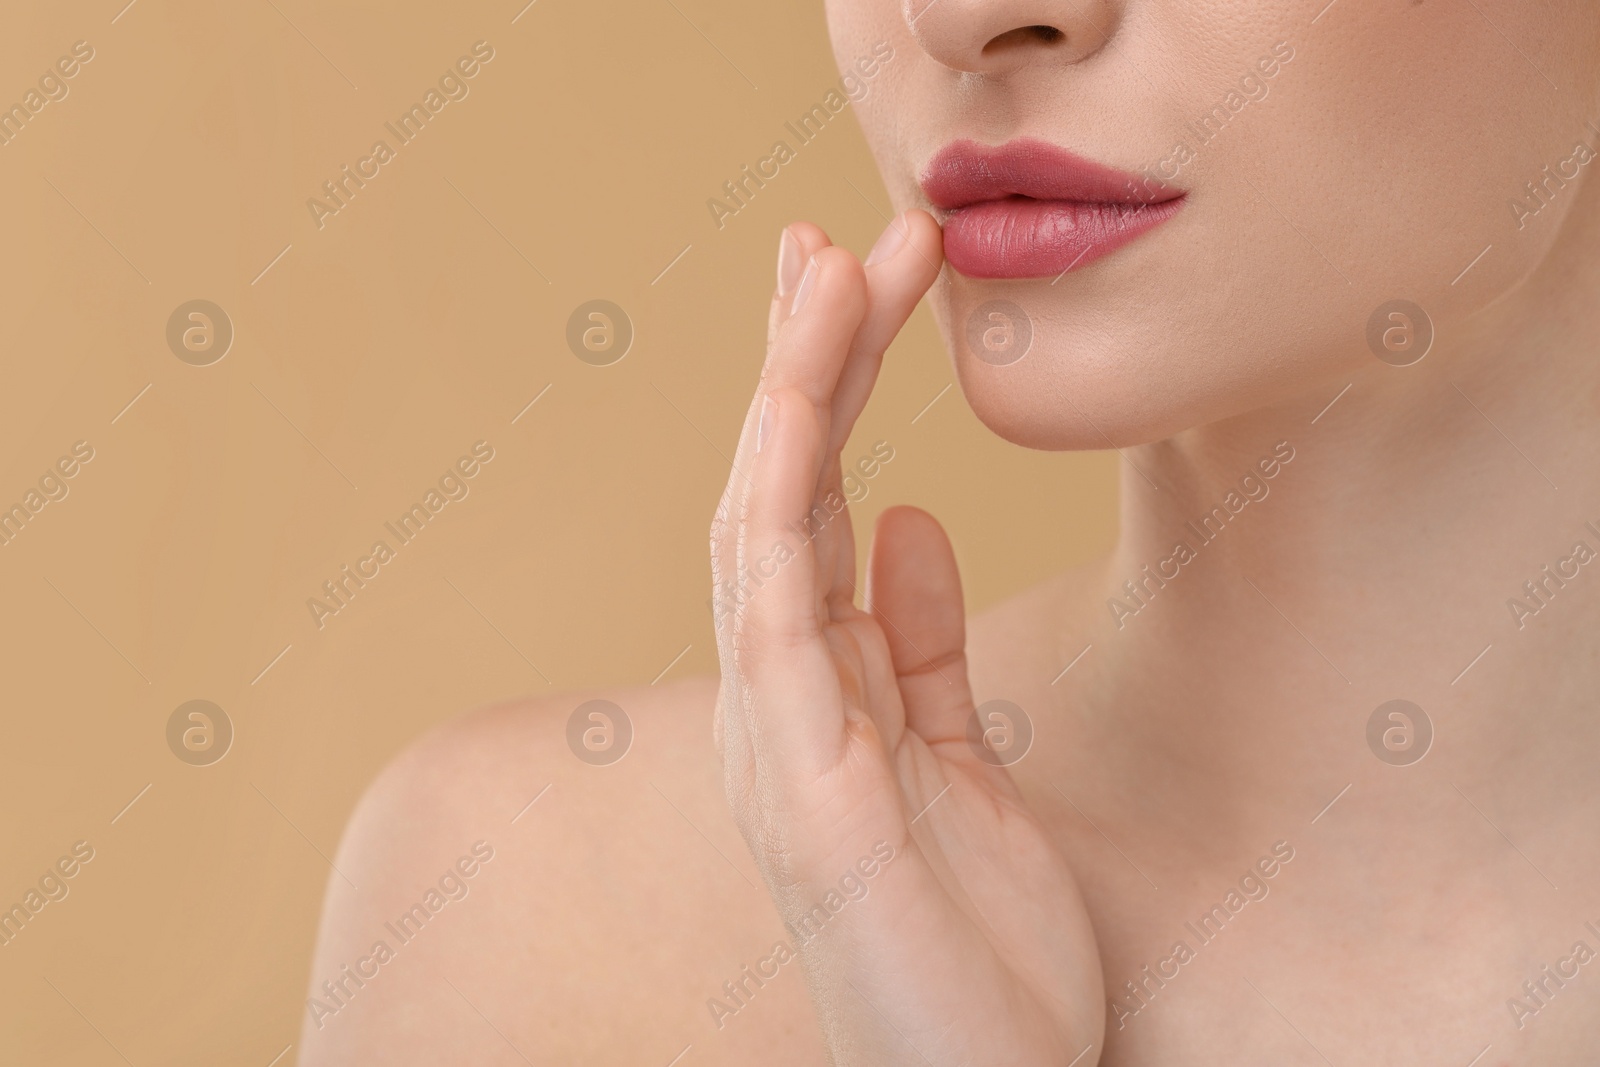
[920,137,1183,211]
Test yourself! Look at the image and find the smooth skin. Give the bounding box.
[302,1,1600,1063]
[711,215,1102,1064]
[300,207,1600,1066]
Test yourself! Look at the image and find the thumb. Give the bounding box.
[864,506,977,755]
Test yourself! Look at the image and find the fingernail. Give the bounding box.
[777,227,804,297]
[865,216,909,267]
[756,393,777,453]
[791,257,819,315]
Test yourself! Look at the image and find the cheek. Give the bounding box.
[824,2,916,151]
[1231,7,1573,301]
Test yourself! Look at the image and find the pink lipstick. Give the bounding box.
[922,138,1185,279]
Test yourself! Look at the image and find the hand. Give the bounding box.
[709,212,1106,1065]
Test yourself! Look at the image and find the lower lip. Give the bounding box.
[941,196,1185,279]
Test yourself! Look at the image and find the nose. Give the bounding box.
[904,0,1118,74]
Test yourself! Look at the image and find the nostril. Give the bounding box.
[983,25,1065,55]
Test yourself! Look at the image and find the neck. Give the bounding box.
[1091,187,1600,804]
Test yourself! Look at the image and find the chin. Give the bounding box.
[935,270,1381,451]
[948,346,1181,452]
[930,291,1218,450]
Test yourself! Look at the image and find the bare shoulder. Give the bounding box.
[297,562,1101,1064]
[299,677,826,1065]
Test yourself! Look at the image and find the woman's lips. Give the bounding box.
[921,138,1186,279]
[941,197,1186,279]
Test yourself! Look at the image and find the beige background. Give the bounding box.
[0,2,1115,1063]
